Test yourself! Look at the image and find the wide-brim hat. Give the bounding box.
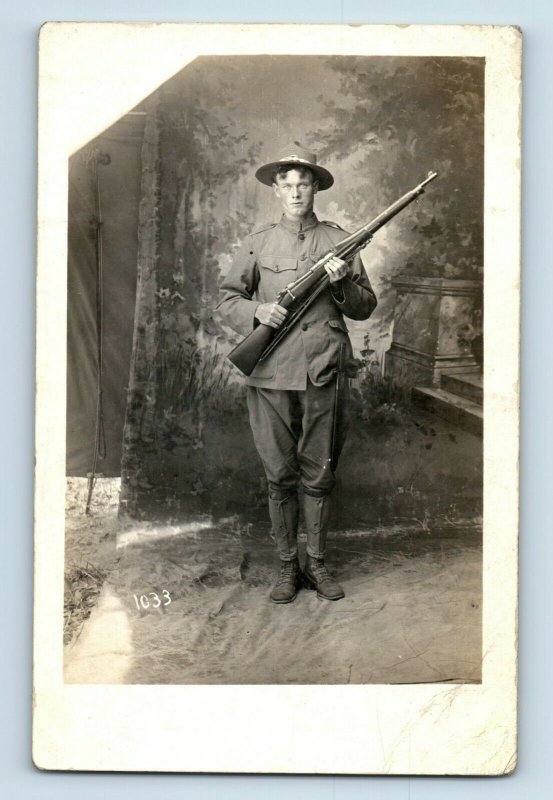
[255,142,334,191]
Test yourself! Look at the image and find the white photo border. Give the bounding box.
[33,22,520,775]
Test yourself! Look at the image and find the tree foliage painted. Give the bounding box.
[311,57,484,280]
[156,59,262,420]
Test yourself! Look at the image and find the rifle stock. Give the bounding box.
[227,171,438,376]
[227,322,276,376]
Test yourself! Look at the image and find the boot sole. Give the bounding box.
[302,575,345,601]
[270,593,298,604]
[270,582,302,604]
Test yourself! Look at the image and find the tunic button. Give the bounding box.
[298,233,305,240]
[274,265,279,272]
[299,253,307,261]
[301,323,309,331]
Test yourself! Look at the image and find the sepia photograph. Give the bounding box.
[63,53,484,686]
[34,23,520,774]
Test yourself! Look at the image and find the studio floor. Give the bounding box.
[64,481,482,686]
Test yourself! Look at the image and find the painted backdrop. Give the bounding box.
[67,55,484,524]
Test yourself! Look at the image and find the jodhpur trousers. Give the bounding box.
[246,378,348,499]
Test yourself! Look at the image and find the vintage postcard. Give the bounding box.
[33,23,520,774]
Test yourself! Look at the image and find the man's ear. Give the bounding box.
[272,182,281,199]
[313,180,319,195]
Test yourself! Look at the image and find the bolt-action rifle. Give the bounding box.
[227,171,438,376]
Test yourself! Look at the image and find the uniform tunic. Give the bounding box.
[217,212,377,495]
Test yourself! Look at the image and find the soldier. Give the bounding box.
[217,143,377,604]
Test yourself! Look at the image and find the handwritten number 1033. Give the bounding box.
[133,591,172,610]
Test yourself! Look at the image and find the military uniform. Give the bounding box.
[218,211,376,497]
[217,144,377,602]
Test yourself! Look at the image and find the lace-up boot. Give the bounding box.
[302,493,345,600]
[303,554,345,600]
[270,557,302,604]
[268,491,301,603]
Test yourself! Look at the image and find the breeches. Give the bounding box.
[246,379,348,498]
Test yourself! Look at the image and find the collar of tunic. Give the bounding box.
[278,212,319,233]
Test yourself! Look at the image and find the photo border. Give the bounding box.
[33,22,520,775]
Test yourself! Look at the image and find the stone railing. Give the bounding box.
[384,276,482,388]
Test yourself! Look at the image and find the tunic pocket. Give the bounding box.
[258,256,299,301]
[259,256,298,274]
[250,352,277,380]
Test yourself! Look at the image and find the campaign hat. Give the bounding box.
[255,142,334,190]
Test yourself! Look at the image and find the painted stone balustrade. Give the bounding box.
[384,276,482,387]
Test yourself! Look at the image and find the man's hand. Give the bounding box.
[255,302,289,329]
[325,256,350,283]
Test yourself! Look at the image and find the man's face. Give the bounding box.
[273,168,318,221]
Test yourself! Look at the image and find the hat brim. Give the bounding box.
[255,160,334,191]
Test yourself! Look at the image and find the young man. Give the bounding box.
[217,143,377,603]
